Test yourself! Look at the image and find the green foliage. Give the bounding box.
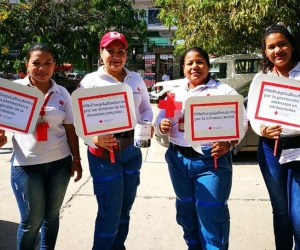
[155,0,300,56]
[0,0,147,73]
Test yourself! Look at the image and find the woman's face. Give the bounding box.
[26,50,55,85]
[183,51,209,87]
[265,32,293,69]
[100,40,127,74]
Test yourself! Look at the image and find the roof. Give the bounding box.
[210,54,261,63]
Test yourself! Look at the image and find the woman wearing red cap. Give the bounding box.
[78,31,153,250]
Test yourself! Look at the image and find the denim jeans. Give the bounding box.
[87,143,142,250]
[165,145,232,250]
[11,155,72,250]
[258,137,300,250]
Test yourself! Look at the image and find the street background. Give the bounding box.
[0,104,274,250]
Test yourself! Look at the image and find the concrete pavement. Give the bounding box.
[0,104,275,250]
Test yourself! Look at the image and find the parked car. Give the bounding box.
[231,81,259,154]
[13,74,21,80]
[0,73,16,81]
[66,73,84,80]
[0,73,6,79]
[209,53,261,89]
[149,79,183,103]
[150,54,261,103]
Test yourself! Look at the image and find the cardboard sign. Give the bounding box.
[247,74,300,135]
[71,84,136,147]
[184,95,245,153]
[0,78,44,133]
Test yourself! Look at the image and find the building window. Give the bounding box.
[210,63,227,79]
[235,59,260,74]
[148,9,161,24]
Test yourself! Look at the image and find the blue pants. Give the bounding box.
[88,144,142,250]
[165,145,232,250]
[11,155,72,250]
[258,137,300,250]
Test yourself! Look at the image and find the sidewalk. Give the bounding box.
[0,105,275,249]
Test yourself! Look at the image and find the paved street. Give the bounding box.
[0,104,275,250]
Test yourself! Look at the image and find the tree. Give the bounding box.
[155,0,300,56]
[0,0,147,73]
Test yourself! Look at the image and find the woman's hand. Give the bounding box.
[0,130,7,148]
[71,162,83,182]
[151,125,154,138]
[211,141,231,158]
[159,119,172,134]
[93,134,118,151]
[261,125,282,139]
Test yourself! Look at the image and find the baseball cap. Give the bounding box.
[100,31,128,49]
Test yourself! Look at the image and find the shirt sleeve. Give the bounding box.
[136,75,153,122]
[62,90,74,124]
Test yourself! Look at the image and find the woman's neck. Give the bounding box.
[29,76,51,95]
[273,61,296,77]
[104,67,126,82]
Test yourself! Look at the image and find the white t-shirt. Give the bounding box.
[155,78,248,147]
[78,66,153,123]
[12,77,73,166]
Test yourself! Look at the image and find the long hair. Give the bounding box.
[261,24,300,73]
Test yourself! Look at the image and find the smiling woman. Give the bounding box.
[248,22,300,249]
[7,43,82,250]
[154,46,248,250]
[77,31,153,250]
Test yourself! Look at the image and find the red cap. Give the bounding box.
[100,32,128,49]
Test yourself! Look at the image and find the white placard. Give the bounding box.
[247,74,300,135]
[0,78,44,133]
[71,84,136,147]
[184,95,245,152]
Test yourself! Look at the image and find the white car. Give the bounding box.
[149,79,183,103]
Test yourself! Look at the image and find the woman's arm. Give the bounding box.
[63,124,83,182]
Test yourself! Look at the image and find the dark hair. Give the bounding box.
[181,47,210,68]
[181,47,211,82]
[26,43,56,62]
[261,23,300,73]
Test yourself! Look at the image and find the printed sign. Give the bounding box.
[184,95,245,152]
[0,78,44,133]
[71,84,136,147]
[247,74,300,135]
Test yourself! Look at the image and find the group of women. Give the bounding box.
[0,23,300,250]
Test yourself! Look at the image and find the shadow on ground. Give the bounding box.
[0,220,18,249]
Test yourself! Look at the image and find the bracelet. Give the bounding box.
[73,156,81,162]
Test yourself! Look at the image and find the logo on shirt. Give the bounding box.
[132,87,141,95]
[58,100,66,112]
